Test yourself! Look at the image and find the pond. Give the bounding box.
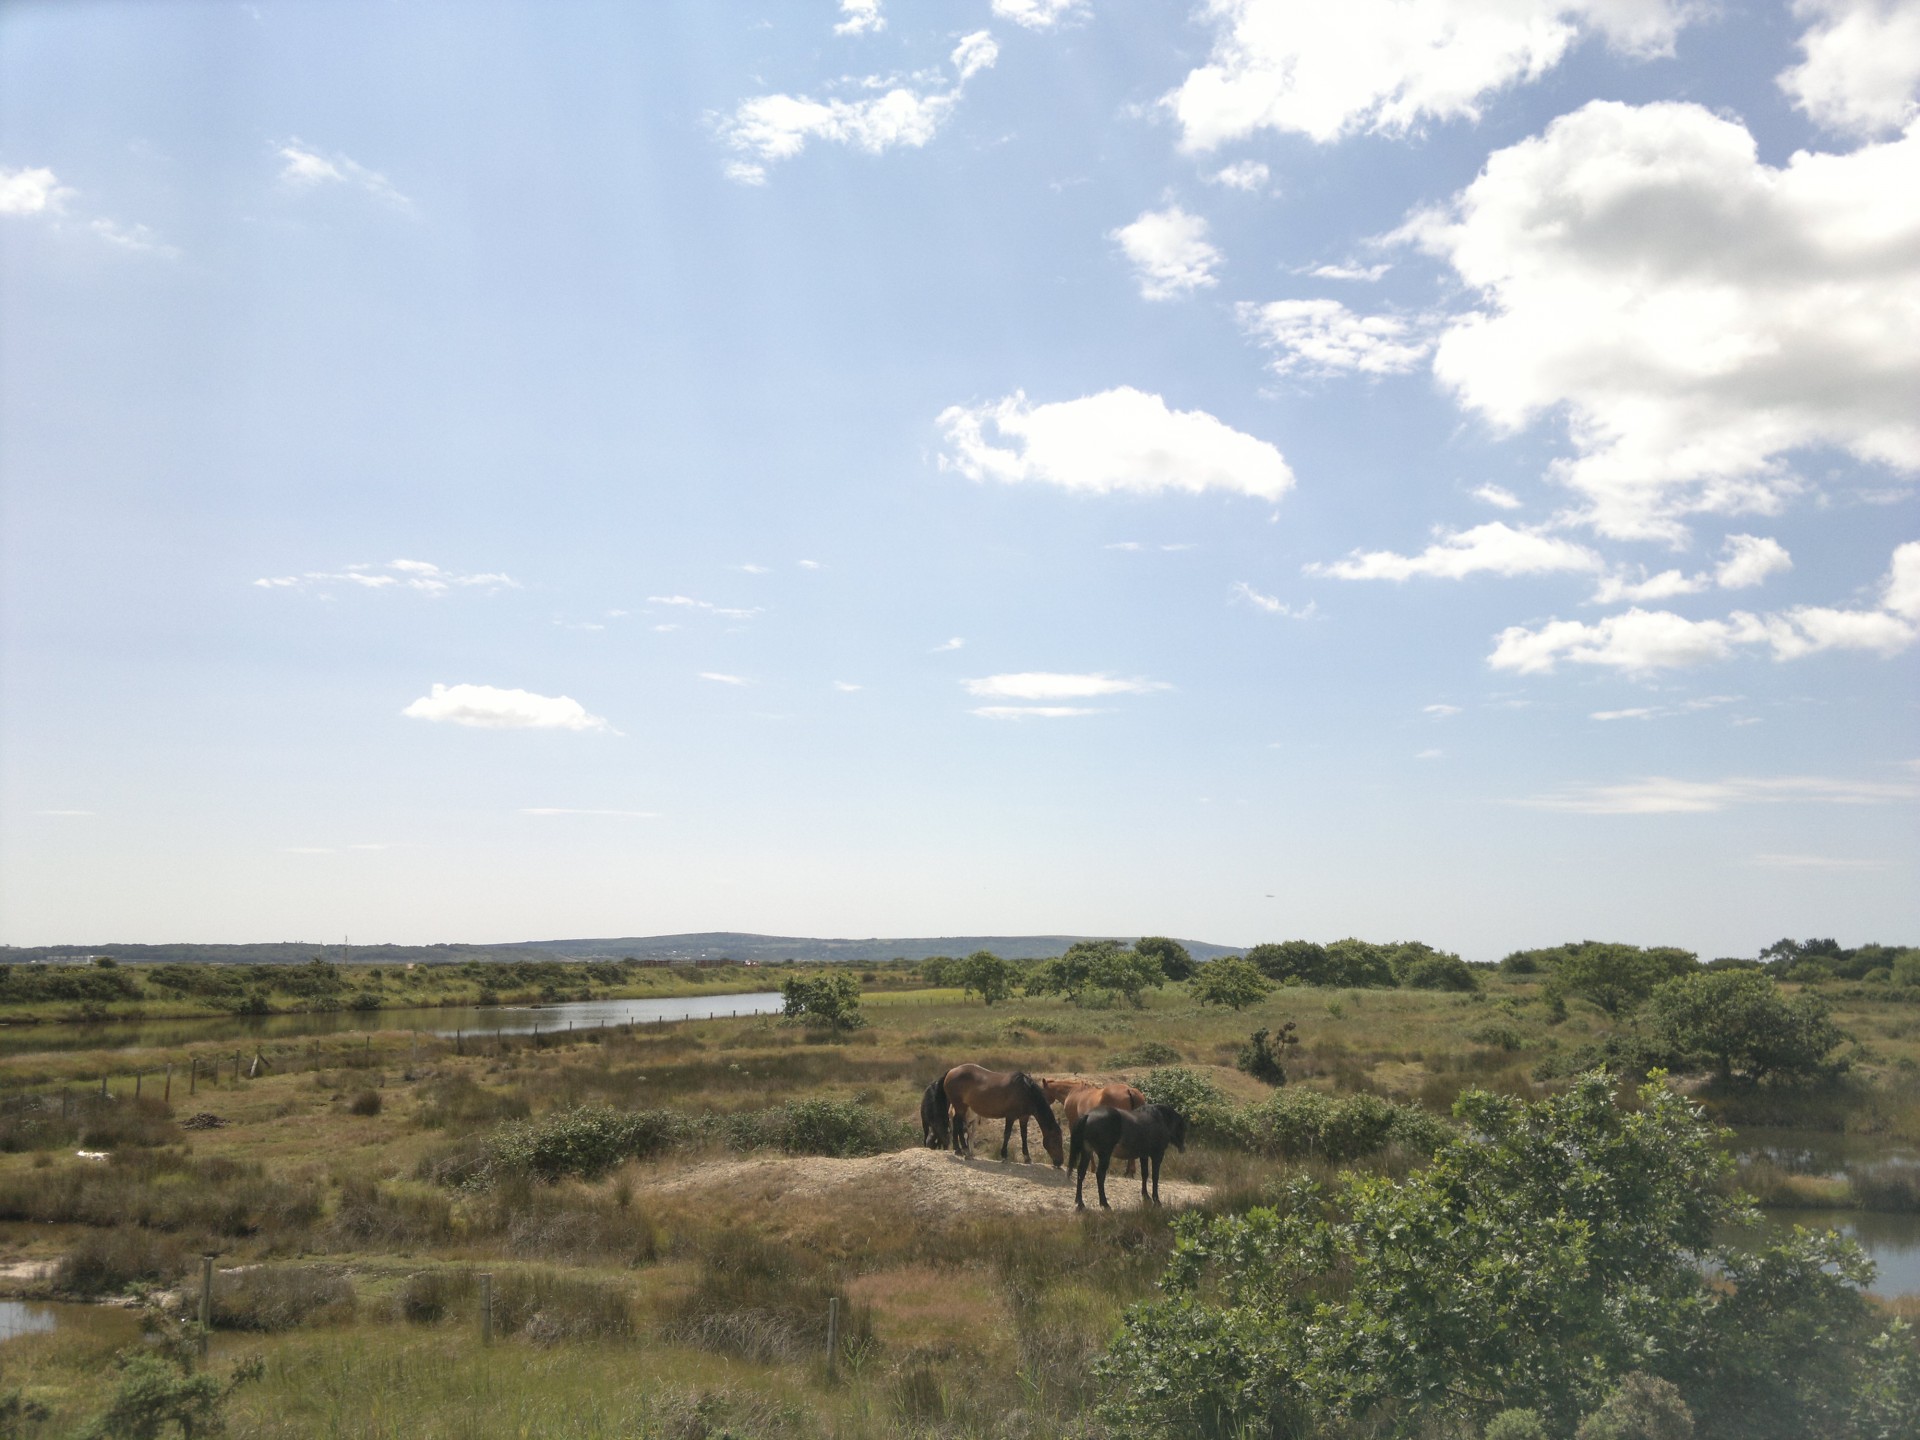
[0,1299,56,1343]
[0,991,787,1055]
[1725,1125,1920,1298]
[1743,1209,1920,1298]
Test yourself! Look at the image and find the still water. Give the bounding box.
[0,1300,55,1343]
[1728,1127,1920,1297]
[0,991,785,1055]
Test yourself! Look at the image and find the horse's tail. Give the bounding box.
[933,1067,949,1114]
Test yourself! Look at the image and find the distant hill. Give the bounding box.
[1,932,1244,966]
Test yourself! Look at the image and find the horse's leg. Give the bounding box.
[1000,1115,1014,1161]
[1074,1151,1088,1209]
[1020,1116,1031,1163]
[1096,1148,1112,1209]
[951,1102,969,1156]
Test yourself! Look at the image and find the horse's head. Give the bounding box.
[1016,1072,1067,1168]
[1165,1107,1188,1152]
[1039,1076,1079,1103]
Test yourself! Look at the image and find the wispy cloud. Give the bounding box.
[521,807,659,818]
[833,681,863,692]
[255,559,517,595]
[699,671,749,685]
[931,636,966,652]
[647,595,764,620]
[964,672,1169,700]
[276,139,411,208]
[1311,522,1600,581]
[1240,298,1433,376]
[834,0,885,36]
[402,683,611,732]
[1521,773,1916,814]
[970,705,1103,719]
[992,0,1088,29]
[1210,160,1271,191]
[1232,581,1316,617]
[1472,484,1522,510]
[1423,703,1462,717]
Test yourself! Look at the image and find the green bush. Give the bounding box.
[1405,952,1480,992]
[723,1100,911,1157]
[1108,1041,1182,1066]
[484,1106,692,1182]
[1486,1412,1550,1440]
[1235,1088,1450,1162]
[1134,1067,1235,1140]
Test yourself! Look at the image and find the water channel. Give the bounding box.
[0,990,786,1055]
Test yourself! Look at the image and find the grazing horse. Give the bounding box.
[1042,1078,1150,1175]
[1070,1103,1187,1210]
[937,1064,1063,1167]
[918,1079,951,1149]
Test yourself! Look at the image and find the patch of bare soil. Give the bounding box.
[644,1146,1210,1218]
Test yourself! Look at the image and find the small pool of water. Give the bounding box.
[1744,1209,1920,1298]
[0,1299,56,1343]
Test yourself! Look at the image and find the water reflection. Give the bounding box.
[0,991,785,1055]
[1745,1209,1920,1298]
[0,1300,57,1343]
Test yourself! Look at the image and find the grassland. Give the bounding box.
[2,967,1918,1437]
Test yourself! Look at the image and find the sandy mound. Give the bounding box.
[644,1146,1209,1218]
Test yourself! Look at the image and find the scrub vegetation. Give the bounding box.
[1,940,1917,1437]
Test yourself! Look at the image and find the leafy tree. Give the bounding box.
[1026,940,1164,1008]
[1244,940,1331,984]
[1323,937,1397,987]
[1237,1022,1298,1085]
[1646,969,1845,1084]
[952,949,1013,1006]
[1575,1373,1694,1440]
[1189,956,1271,1010]
[918,955,955,987]
[1095,1072,1891,1440]
[1136,935,1197,981]
[1545,943,1698,1016]
[1403,951,1480,992]
[779,972,865,1031]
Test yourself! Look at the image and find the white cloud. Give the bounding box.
[1492,543,1920,670]
[1210,160,1272,190]
[1591,706,1661,720]
[1232,581,1316,617]
[1311,521,1602,580]
[521,808,659,818]
[931,636,966,652]
[254,558,517,595]
[1589,568,1707,604]
[937,387,1294,500]
[699,671,749,685]
[835,0,886,36]
[1779,0,1920,136]
[718,31,996,180]
[797,559,823,569]
[1310,262,1391,281]
[403,683,610,732]
[992,0,1088,29]
[1522,773,1915,813]
[1715,534,1793,589]
[970,705,1103,719]
[88,219,179,258]
[963,672,1168,699]
[1240,298,1432,376]
[1415,748,1445,759]
[834,681,863,692]
[1406,101,1920,541]
[0,165,69,215]
[1424,703,1463,716]
[276,140,410,208]
[735,562,770,574]
[1473,484,1524,510]
[1166,0,1693,150]
[646,594,763,620]
[1112,206,1222,301]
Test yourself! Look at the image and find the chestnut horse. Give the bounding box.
[1042,1078,1149,1174]
[936,1064,1063,1166]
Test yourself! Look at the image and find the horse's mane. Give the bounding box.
[1012,1071,1060,1135]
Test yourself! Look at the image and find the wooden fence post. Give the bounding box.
[827,1296,839,1375]
[480,1273,493,1345]
[164,1063,172,1103]
[189,1058,197,1096]
[199,1254,214,1356]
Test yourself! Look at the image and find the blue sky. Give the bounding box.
[2,0,1915,957]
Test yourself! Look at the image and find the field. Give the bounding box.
[2,964,1918,1438]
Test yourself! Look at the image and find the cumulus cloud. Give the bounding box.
[1210,160,1272,190]
[1406,101,1920,541]
[835,0,885,36]
[254,559,517,594]
[1588,534,1792,604]
[1239,298,1432,376]
[963,672,1168,699]
[931,636,966,652]
[1112,206,1221,300]
[1311,521,1602,580]
[276,140,411,208]
[1715,534,1794,589]
[1491,541,1920,670]
[403,683,610,731]
[1232,582,1316,617]
[718,31,997,182]
[992,0,1088,28]
[1310,261,1391,281]
[1166,0,1693,149]
[1521,772,1915,813]
[1779,0,1920,136]
[0,165,69,215]
[937,387,1294,500]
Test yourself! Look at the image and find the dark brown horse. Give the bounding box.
[919,1079,951,1149]
[1069,1103,1187,1210]
[1042,1078,1149,1174]
[936,1064,1063,1166]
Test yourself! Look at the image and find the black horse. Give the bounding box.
[919,1078,951,1149]
[1069,1103,1187,1209]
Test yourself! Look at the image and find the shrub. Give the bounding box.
[1235,1088,1450,1162]
[1236,1024,1297,1086]
[58,1228,188,1296]
[1189,957,1272,1010]
[780,973,865,1030]
[1404,952,1480,992]
[724,1100,911,1157]
[211,1266,355,1331]
[1134,1067,1235,1140]
[1108,1041,1182,1066]
[1574,1373,1694,1440]
[484,1106,692,1183]
[1486,1412,1550,1440]
[347,1089,382,1116]
[489,1267,632,1343]
[397,1268,475,1324]
[1468,1021,1527,1052]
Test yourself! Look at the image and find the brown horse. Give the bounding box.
[1042,1078,1149,1174]
[937,1064,1063,1167]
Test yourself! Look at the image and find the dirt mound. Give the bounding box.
[645,1146,1209,1217]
